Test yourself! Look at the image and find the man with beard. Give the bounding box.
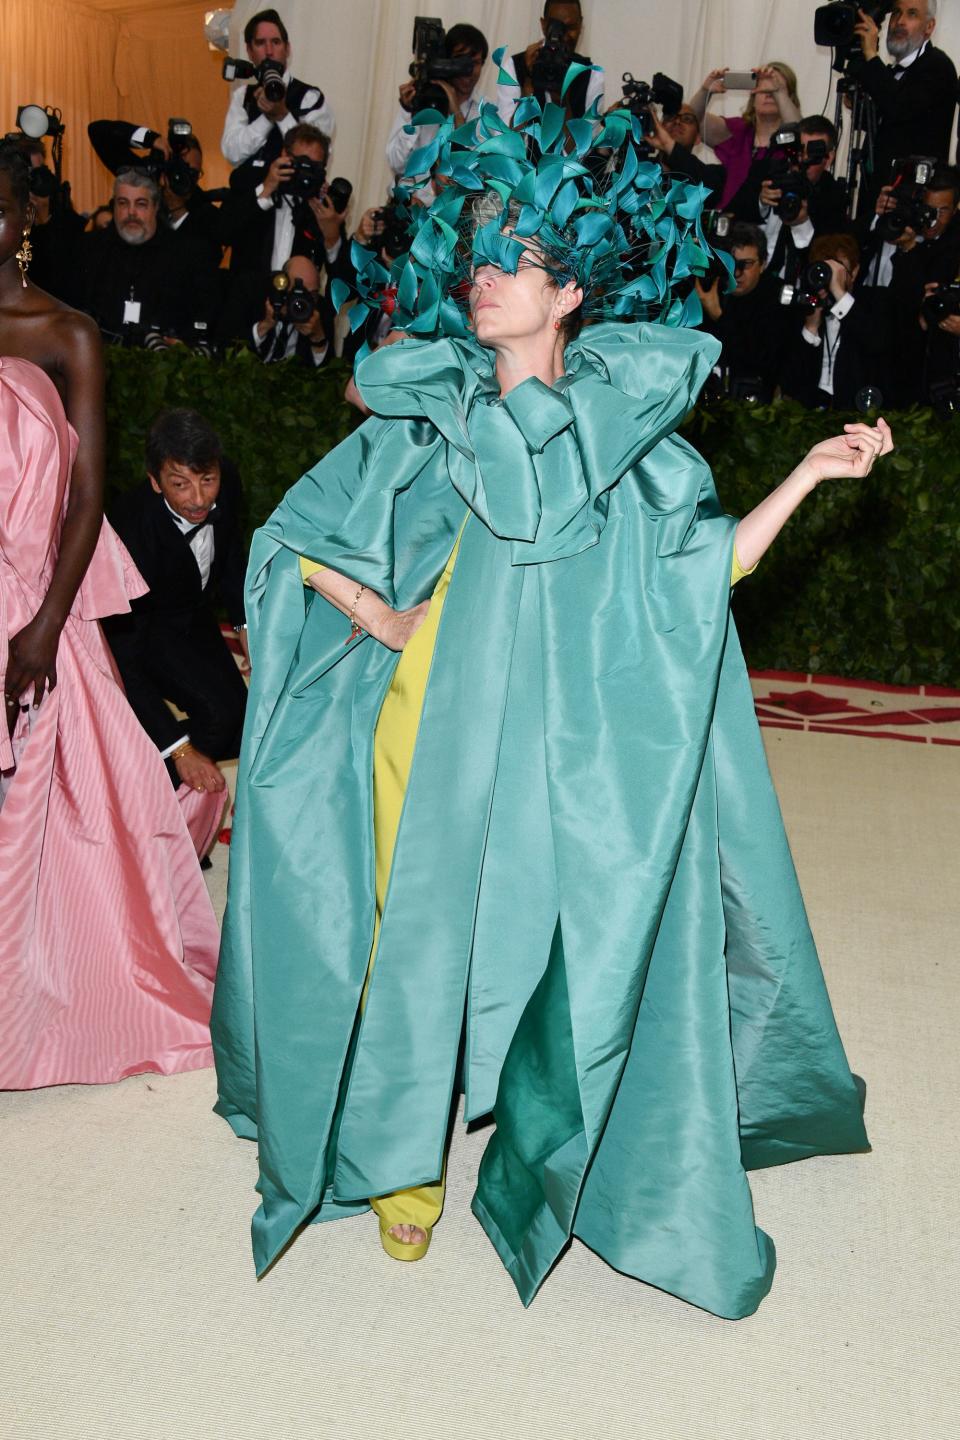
[77,169,218,347]
[848,1,957,214]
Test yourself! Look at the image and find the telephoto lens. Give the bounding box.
[257,59,287,104]
[806,260,833,292]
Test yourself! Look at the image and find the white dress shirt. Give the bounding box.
[758,210,816,279]
[159,498,218,759]
[251,315,329,365]
[495,52,604,124]
[221,71,335,165]
[253,184,344,272]
[385,86,485,177]
[164,498,215,587]
[801,292,856,394]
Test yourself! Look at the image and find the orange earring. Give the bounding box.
[553,319,561,330]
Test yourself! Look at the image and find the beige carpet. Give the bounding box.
[3,729,957,1440]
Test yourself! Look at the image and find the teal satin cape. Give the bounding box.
[211,322,869,1319]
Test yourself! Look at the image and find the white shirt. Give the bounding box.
[758,209,816,280]
[801,292,856,394]
[164,498,215,587]
[221,71,335,165]
[495,52,604,124]
[385,85,484,177]
[251,315,329,365]
[254,183,344,272]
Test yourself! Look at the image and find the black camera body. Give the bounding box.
[922,282,960,322]
[161,118,200,198]
[621,71,684,133]
[374,200,412,260]
[780,259,835,309]
[767,129,830,223]
[27,163,58,200]
[814,1,894,70]
[269,272,317,326]
[532,18,574,93]
[222,56,287,104]
[279,155,327,201]
[878,155,939,241]
[406,16,475,117]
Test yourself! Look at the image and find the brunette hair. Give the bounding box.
[244,8,289,46]
[0,139,31,209]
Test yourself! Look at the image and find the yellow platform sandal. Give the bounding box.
[379,1219,432,1263]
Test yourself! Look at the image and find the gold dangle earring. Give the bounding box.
[15,229,33,288]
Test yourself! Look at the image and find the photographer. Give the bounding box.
[750,118,848,284]
[781,233,890,408]
[252,254,332,365]
[847,2,956,211]
[11,135,85,302]
[885,165,960,401]
[697,222,789,401]
[645,105,726,207]
[88,120,225,269]
[387,23,488,179]
[497,1,604,122]
[77,168,218,348]
[691,63,802,211]
[219,124,364,343]
[221,8,333,168]
[102,410,248,805]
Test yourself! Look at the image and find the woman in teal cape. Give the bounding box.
[212,86,887,1317]
[212,314,887,1318]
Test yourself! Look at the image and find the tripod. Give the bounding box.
[833,74,878,222]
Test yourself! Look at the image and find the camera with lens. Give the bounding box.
[222,56,287,104]
[921,282,960,323]
[779,259,835,308]
[161,118,200,198]
[404,16,475,117]
[268,271,317,325]
[813,1,894,71]
[373,198,412,260]
[878,155,939,242]
[531,17,576,93]
[620,71,684,134]
[766,128,829,223]
[277,157,353,214]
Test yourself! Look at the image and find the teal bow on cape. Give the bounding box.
[212,323,869,1319]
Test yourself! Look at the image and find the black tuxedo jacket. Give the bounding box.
[101,460,247,754]
[108,460,246,629]
[847,44,957,200]
[779,288,891,409]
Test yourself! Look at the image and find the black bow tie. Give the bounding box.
[181,513,217,541]
[891,63,905,75]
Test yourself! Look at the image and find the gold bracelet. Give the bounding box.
[169,741,194,763]
[345,584,365,646]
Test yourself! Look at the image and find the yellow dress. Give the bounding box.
[301,534,754,1235]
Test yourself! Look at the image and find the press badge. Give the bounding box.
[123,299,142,325]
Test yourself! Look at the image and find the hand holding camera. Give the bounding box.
[306,191,343,247]
[852,6,882,61]
[260,153,295,201]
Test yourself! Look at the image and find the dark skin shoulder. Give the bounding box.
[1,281,106,710]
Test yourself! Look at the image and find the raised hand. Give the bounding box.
[801,418,894,485]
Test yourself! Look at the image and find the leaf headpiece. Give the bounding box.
[333,49,733,360]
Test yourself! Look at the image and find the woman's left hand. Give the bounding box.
[800,418,894,486]
[5,614,62,709]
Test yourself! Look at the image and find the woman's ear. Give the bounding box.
[559,280,583,316]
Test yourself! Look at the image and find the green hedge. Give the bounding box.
[104,347,959,687]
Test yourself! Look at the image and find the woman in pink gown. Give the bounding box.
[0,142,218,1088]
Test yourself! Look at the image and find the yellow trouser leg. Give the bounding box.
[363,536,462,1234]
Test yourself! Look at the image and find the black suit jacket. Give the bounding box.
[77,222,218,343]
[887,217,960,402]
[847,44,957,205]
[108,461,246,627]
[701,273,790,401]
[779,288,891,408]
[219,163,352,342]
[102,462,247,751]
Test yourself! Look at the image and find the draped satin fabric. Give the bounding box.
[0,357,219,1089]
[212,323,869,1318]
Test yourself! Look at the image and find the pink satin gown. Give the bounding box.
[0,356,219,1088]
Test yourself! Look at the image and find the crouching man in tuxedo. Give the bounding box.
[103,410,249,847]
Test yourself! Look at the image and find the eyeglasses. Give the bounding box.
[733,257,760,274]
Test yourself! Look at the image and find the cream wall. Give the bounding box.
[6,1,960,216]
[229,0,960,218]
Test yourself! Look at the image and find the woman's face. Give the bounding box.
[0,170,31,271]
[468,252,580,348]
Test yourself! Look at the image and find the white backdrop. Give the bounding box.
[227,0,960,216]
